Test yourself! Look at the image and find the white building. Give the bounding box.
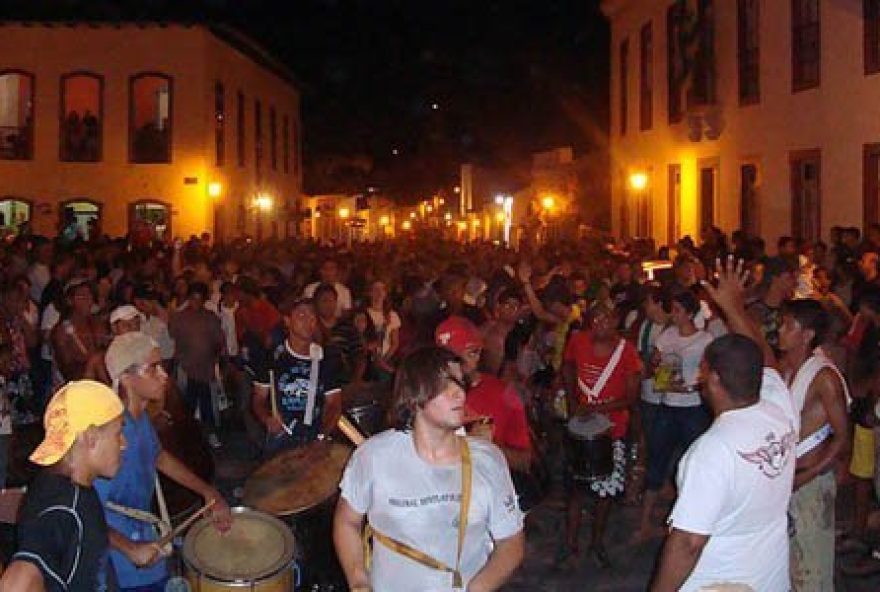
[603,0,880,246]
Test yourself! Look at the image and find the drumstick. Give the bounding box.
[337,415,365,447]
[269,370,280,420]
[158,498,216,546]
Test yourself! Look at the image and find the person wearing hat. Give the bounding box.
[97,332,231,591]
[109,304,142,336]
[0,380,126,590]
[435,316,532,474]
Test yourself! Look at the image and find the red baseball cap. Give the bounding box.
[435,316,483,355]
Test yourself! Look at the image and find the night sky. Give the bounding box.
[2,0,610,200]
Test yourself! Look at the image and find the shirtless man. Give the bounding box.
[778,299,849,591]
[705,259,848,591]
[480,288,522,376]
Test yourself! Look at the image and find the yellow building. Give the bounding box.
[0,22,301,241]
[604,0,880,246]
[303,194,398,242]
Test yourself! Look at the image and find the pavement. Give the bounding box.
[209,420,880,591]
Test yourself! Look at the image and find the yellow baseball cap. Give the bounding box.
[30,380,124,466]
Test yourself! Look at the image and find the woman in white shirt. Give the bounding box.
[636,289,714,542]
[366,280,400,379]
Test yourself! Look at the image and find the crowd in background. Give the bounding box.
[2,221,880,583]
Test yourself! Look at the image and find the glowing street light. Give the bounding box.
[254,194,273,211]
[495,212,506,223]
[338,207,351,219]
[410,211,417,219]
[402,220,412,230]
[541,195,556,211]
[629,171,649,191]
[208,182,222,198]
[444,212,453,221]
[379,215,390,226]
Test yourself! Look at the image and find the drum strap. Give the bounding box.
[304,343,323,426]
[363,437,472,589]
[577,339,625,403]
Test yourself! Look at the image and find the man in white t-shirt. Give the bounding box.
[652,334,797,592]
[334,346,524,592]
[302,258,352,314]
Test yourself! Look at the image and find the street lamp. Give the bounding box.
[402,220,412,231]
[629,171,649,191]
[208,182,222,198]
[338,207,351,219]
[541,195,556,211]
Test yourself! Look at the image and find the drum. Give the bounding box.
[182,507,297,591]
[343,382,390,437]
[243,440,353,590]
[564,414,613,481]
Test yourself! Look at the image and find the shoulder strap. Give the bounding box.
[363,436,473,589]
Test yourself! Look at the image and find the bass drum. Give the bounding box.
[150,380,215,521]
[182,507,298,591]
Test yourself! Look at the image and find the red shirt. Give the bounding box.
[466,374,532,451]
[563,331,641,439]
[236,298,281,342]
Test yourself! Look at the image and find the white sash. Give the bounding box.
[577,339,625,403]
[788,348,850,437]
[304,343,323,426]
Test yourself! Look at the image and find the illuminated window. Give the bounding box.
[129,73,172,163]
[61,73,102,162]
[0,198,31,232]
[215,81,225,167]
[130,200,171,240]
[792,0,820,91]
[0,71,34,160]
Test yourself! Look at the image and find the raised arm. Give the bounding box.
[701,256,778,369]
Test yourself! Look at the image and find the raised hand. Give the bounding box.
[701,255,749,315]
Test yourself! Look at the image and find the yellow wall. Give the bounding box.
[606,0,876,246]
[0,23,301,239]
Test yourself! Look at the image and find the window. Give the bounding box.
[690,0,717,106]
[667,3,684,123]
[790,150,821,241]
[237,90,245,167]
[620,38,629,136]
[0,71,34,160]
[130,200,171,241]
[864,144,880,228]
[283,115,290,174]
[741,164,760,234]
[254,99,262,178]
[0,198,31,233]
[668,164,681,243]
[60,199,101,240]
[866,0,880,74]
[792,0,820,91]
[215,82,225,167]
[60,73,102,162]
[737,0,760,104]
[129,73,172,163]
[270,106,277,171]
[699,161,718,231]
[639,22,653,131]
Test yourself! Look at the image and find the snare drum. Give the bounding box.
[182,507,298,591]
[564,414,614,481]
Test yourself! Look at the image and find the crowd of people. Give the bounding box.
[0,223,879,590]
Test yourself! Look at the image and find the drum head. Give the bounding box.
[183,507,295,582]
[243,440,352,516]
[567,414,613,439]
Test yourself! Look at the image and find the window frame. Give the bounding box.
[639,21,653,131]
[283,115,290,174]
[0,69,36,161]
[792,0,821,92]
[254,99,262,179]
[128,72,174,164]
[737,0,761,105]
[270,105,277,171]
[59,71,104,163]
[866,0,880,75]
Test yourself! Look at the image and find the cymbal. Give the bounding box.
[243,440,352,516]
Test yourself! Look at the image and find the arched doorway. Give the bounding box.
[0,197,31,234]
[59,199,102,241]
[129,200,171,244]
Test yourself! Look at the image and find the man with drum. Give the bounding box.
[333,346,525,591]
[560,303,641,568]
[97,332,231,592]
[250,297,344,455]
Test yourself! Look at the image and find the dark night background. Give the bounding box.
[0,0,610,201]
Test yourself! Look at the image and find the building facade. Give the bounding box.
[604,0,880,246]
[0,22,302,241]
